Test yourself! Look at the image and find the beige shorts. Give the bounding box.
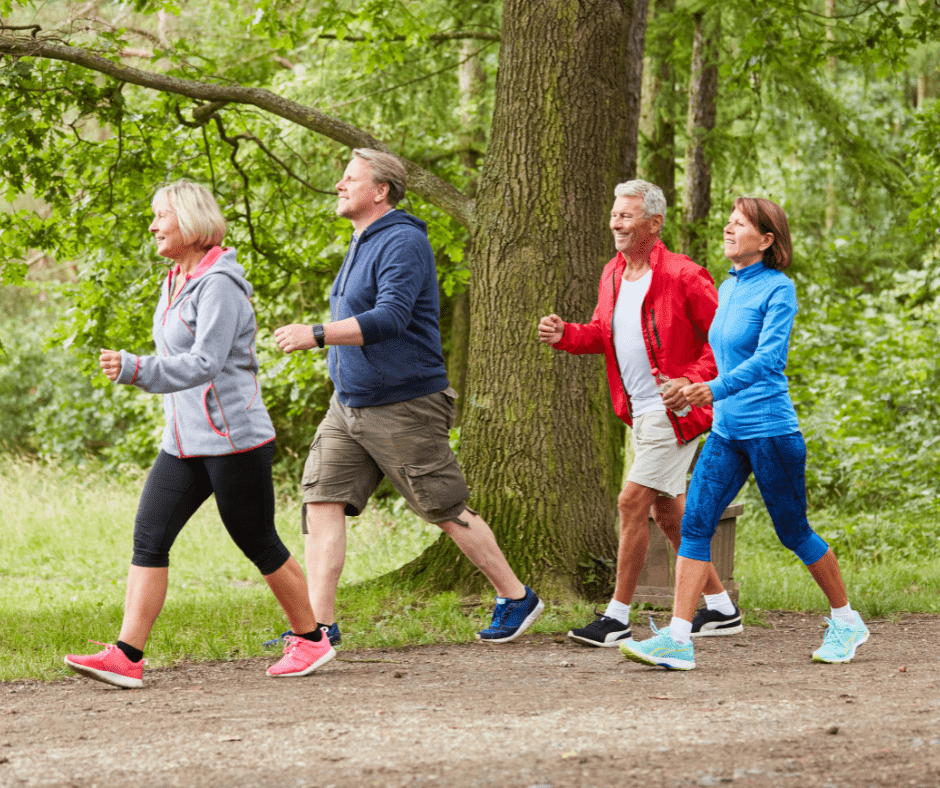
[627,410,699,498]
[300,388,470,527]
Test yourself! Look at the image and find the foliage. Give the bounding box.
[2,0,940,520]
[787,254,940,512]
[0,0,490,467]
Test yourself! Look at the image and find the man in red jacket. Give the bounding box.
[538,180,741,648]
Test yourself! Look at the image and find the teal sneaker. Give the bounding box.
[812,613,869,664]
[619,620,695,670]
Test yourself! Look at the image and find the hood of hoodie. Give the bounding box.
[357,209,429,243]
[167,246,252,299]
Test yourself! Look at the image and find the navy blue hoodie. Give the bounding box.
[328,210,449,407]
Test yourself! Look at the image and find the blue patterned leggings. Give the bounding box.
[679,431,829,566]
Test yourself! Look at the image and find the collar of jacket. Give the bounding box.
[165,245,227,287]
[728,260,768,279]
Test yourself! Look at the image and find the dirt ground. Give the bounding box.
[2,611,938,788]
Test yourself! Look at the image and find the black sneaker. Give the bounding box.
[567,612,631,647]
[690,606,743,637]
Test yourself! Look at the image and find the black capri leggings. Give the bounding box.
[132,442,290,576]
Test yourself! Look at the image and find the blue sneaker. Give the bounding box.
[812,613,869,663]
[619,619,695,670]
[476,586,545,643]
[262,623,342,649]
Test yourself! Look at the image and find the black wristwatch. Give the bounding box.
[311,323,325,349]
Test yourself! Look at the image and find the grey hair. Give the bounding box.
[152,179,226,248]
[352,148,407,207]
[613,180,667,225]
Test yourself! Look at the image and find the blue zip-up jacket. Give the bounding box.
[116,246,276,457]
[328,209,449,407]
[706,262,800,440]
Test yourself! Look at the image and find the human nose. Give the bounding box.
[149,218,158,233]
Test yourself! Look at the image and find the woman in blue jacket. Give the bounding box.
[65,180,333,687]
[620,197,868,670]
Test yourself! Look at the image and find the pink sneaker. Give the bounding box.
[267,634,336,677]
[64,641,144,689]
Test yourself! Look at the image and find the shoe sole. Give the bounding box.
[618,644,695,670]
[477,599,546,644]
[264,635,342,649]
[567,631,631,647]
[268,646,337,678]
[64,657,143,689]
[691,622,743,638]
[811,631,870,664]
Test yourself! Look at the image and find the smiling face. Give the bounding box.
[723,207,773,269]
[610,195,662,260]
[335,156,389,230]
[149,195,195,263]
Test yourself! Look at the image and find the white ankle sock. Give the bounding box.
[604,600,631,627]
[704,591,736,616]
[668,617,693,644]
[830,604,856,626]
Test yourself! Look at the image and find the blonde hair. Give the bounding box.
[352,148,407,207]
[152,179,226,248]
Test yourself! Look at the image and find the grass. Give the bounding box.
[1,458,937,681]
[0,457,596,681]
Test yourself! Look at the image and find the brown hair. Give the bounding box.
[732,197,792,270]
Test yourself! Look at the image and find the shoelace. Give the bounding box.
[821,618,850,648]
[488,602,509,630]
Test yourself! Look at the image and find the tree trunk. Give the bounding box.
[446,43,488,426]
[680,8,719,262]
[621,0,652,181]
[400,0,640,598]
[638,0,678,208]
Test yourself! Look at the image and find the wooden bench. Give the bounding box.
[632,503,742,608]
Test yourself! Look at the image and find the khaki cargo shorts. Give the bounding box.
[627,409,699,498]
[301,388,470,527]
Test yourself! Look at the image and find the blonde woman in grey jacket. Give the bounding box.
[65,180,333,687]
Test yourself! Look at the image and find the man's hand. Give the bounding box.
[680,381,714,408]
[538,314,565,345]
[661,375,691,410]
[99,349,122,382]
[274,324,318,354]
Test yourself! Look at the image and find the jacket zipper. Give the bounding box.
[609,269,632,420]
[333,234,359,394]
[640,275,689,444]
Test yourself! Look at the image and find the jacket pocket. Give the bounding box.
[202,384,230,437]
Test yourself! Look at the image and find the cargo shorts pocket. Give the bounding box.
[402,453,469,516]
[300,436,322,490]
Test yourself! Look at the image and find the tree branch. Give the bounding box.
[316,30,500,42]
[0,34,474,228]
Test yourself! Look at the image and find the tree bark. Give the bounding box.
[400,0,639,598]
[680,8,719,262]
[447,43,488,426]
[638,0,678,207]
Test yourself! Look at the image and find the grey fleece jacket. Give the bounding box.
[116,246,275,457]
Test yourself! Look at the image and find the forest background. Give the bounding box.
[1,0,940,604]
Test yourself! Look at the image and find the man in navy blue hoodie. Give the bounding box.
[275,149,543,645]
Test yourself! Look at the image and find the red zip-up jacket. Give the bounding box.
[555,240,718,444]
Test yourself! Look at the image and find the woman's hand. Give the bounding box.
[99,349,122,382]
[681,381,714,407]
[538,314,565,345]
[661,376,691,410]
